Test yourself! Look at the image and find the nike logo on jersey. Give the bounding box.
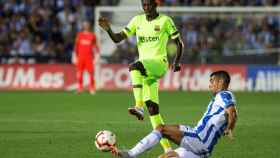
[154,25,160,31]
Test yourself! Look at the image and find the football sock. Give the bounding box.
[150,114,172,152]
[130,70,144,108]
[128,130,162,157]
[89,73,95,91]
[77,71,83,91]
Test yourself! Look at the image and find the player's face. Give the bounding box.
[142,0,157,16]
[82,22,91,31]
[209,76,224,94]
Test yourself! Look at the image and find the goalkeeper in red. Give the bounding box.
[73,21,99,94]
[99,0,184,153]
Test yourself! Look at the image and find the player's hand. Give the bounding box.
[172,63,181,72]
[98,17,110,31]
[72,52,77,64]
[224,129,234,140]
[94,54,100,64]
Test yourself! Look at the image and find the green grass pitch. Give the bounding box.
[0,91,279,158]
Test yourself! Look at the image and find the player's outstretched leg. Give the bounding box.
[118,150,135,158]
[146,100,172,153]
[113,125,181,158]
[128,62,146,120]
[110,146,135,158]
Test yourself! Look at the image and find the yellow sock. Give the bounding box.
[130,70,144,109]
[150,114,172,152]
[136,101,144,109]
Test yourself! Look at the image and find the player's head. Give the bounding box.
[141,0,158,16]
[209,70,231,93]
[82,21,92,32]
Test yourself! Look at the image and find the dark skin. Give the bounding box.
[98,0,183,72]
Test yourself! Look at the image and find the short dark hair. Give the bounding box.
[210,70,231,88]
[141,0,157,5]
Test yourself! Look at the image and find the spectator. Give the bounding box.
[0,0,119,64]
[0,0,279,64]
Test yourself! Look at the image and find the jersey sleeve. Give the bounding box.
[122,16,137,38]
[165,16,179,39]
[216,91,236,108]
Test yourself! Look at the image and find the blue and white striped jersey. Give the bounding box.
[194,90,236,153]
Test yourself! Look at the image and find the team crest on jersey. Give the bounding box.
[154,25,160,31]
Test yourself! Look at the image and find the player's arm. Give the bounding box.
[166,16,184,72]
[72,35,79,64]
[98,17,127,43]
[171,36,184,72]
[224,105,238,139]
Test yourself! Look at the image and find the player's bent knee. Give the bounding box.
[129,61,147,76]
[155,124,166,133]
[148,106,159,115]
[145,100,159,115]
[156,125,169,137]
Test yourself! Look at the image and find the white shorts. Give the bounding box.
[174,147,202,158]
[178,125,209,158]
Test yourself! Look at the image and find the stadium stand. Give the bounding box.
[0,0,120,64]
[0,0,279,64]
[158,0,280,6]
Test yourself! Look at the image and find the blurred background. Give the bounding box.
[0,0,279,92]
[0,1,280,158]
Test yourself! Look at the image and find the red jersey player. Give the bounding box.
[73,21,99,94]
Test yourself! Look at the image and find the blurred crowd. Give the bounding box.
[0,0,119,63]
[157,0,280,6]
[112,0,280,64]
[176,14,280,63]
[0,0,279,64]
[112,13,280,64]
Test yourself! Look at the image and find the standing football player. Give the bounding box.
[99,0,184,153]
[112,70,238,158]
[73,21,99,94]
